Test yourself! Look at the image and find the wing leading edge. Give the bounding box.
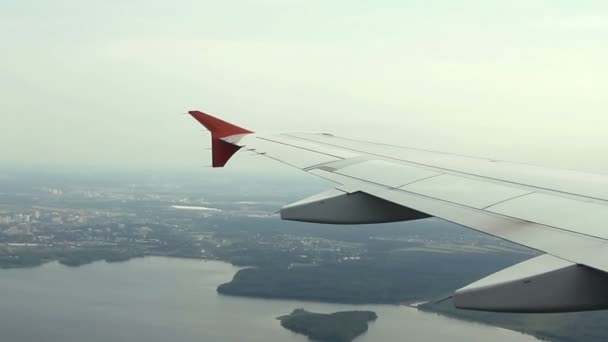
[188,110,608,313]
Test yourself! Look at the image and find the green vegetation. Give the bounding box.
[0,245,143,268]
[278,309,377,342]
[217,251,530,304]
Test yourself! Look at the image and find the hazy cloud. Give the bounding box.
[2,1,608,173]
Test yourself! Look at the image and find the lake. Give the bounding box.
[0,257,537,341]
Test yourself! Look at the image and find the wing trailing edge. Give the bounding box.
[188,110,253,167]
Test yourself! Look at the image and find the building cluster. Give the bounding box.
[0,212,37,225]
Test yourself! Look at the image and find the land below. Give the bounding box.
[1,169,606,342]
[277,309,377,342]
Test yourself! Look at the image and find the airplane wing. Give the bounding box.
[188,110,608,313]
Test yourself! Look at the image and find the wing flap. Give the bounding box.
[400,174,531,209]
[335,159,441,188]
[488,193,608,240]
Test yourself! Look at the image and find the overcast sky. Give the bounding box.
[2,1,608,174]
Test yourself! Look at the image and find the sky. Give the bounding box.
[2,1,608,174]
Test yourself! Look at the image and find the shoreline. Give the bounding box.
[0,255,540,341]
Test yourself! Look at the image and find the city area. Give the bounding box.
[0,168,605,341]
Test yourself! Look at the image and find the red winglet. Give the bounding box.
[188,110,254,167]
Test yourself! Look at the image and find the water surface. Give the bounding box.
[0,257,537,341]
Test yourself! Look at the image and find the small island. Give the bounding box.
[277,309,377,342]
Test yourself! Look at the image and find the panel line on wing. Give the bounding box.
[334,160,442,188]
[481,192,536,210]
[309,168,608,245]
[284,132,504,162]
[236,135,338,169]
[258,136,355,159]
[392,174,445,189]
[285,133,608,205]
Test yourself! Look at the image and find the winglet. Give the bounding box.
[188,110,254,167]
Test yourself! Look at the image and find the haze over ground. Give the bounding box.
[2,1,608,173]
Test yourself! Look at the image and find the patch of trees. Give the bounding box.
[278,309,377,342]
[217,252,530,304]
